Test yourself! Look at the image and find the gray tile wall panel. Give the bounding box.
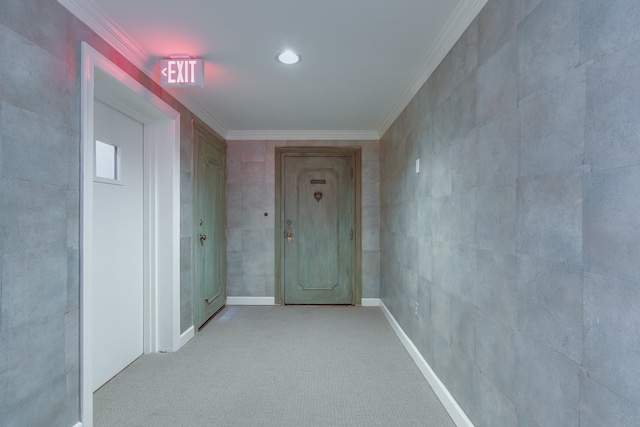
[2,374,67,427]
[518,66,587,178]
[0,28,71,124]
[0,0,68,62]
[580,374,640,427]
[580,0,640,61]
[584,166,640,282]
[1,103,71,187]
[516,0,581,100]
[0,179,66,256]
[477,111,518,188]
[476,40,517,127]
[450,297,476,363]
[476,311,516,396]
[2,315,65,405]
[584,272,640,405]
[517,255,583,363]
[516,170,583,264]
[477,0,517,65]
[585,42,640,171]
[451,129,478,194]
[450,20,478,88]
[476,250,517,327]
[380,0,640,424]
[1,248,67,330]
[516,333,581,427]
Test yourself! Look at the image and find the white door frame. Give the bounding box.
[80,42,188,426]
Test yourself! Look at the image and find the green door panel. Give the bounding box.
[283,156,354,304]
[194,125,226,328]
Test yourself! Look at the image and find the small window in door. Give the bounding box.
[95,140,119,181]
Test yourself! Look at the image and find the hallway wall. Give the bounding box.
[379,0,640,425]
[226,140,380,299]
[0,0,221,424]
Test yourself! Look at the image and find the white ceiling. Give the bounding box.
[58,0,487,140]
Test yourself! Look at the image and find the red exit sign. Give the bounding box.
[160,58,204,87]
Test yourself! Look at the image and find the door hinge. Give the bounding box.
[350,167,353,179]
[350,229,353,240]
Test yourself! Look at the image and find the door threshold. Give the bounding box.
[198,304,227,331]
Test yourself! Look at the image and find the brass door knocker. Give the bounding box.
[314,191,323,202]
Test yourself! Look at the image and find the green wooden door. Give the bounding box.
[283,155,354,304]
[194,125,226,328]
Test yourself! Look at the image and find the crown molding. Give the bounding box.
[57,0,228,139]
[225,130,380,141]
[57,0,148,69]
[376,0,489,138]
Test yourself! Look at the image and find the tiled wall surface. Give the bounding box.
[226,140,380,299]
[0,0,220,424]
[380,0,640,425]
[2,0,638,425]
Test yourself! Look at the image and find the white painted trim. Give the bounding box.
[56,0,228,139]
[361,298,381,307]
[179,325,195,348]
[72,422,83,427]
[226,130,380,141]
[80,42,182,427]
[378,301,474,427]
[376,0,489,137]
[226,296,276,306]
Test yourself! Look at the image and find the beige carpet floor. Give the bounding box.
[94,305,455,427]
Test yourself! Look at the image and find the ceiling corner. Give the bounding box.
[376,0,490,140]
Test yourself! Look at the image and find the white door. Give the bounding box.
[92,100,144,391]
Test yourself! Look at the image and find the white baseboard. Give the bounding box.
[226,296,276,306]
[226,297,381,306]
[378,301,474,427]
[179,325,195,349]
[361,298,381,307]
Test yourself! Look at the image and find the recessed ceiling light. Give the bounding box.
[277,50,301,65]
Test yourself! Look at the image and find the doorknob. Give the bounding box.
[199,234,207,245]
[285,220,293,242]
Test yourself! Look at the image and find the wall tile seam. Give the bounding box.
[513,165,589,184]
[515,77,590,126]
[515,163,590,182]
[0,309,69,336]
[586,162,640,175]
[475,102,517,133]
[0,21,69,62]
[578,28,640,67]
[514,326,587,370]
[0,245,70,260]
[0,174,71,190]
[580,373,640,408]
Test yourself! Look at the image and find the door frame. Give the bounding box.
[80,42,184,425]
[275,147,362,305]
